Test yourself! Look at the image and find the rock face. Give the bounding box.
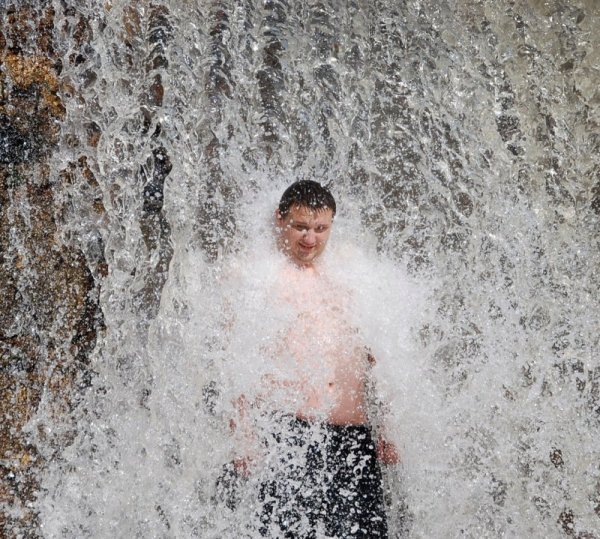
[1,3,103,536]
[2,2,174,534]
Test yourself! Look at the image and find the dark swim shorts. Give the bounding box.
[258,416,388,538]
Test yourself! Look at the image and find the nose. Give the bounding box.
[303,229,316,245]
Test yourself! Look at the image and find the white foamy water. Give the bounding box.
[16,0,599,537]
[156,184,437,537]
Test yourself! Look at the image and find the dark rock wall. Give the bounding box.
[2,1,177,531]
[0,4,103,536]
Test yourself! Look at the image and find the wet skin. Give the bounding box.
[233,204,398,474]
[275,205,333,267]
[273,204,399,464]
[269,263,369,426]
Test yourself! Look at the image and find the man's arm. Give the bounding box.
[376,436,400,465]
[230,394,258,477]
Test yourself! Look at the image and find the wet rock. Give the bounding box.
[550,448,564,469]
[1,5,102,537]
[0,54,65,164]
[558,508,575,535]
[454,191,473,217]
[592,179,600,215]
[1,165,102,536]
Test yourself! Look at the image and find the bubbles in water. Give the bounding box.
[4,0,596,538]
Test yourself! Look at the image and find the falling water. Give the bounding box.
[1,0,599,537]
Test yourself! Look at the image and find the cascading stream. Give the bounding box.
[1,1,598,537]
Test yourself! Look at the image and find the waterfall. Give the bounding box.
[1,0,598,537]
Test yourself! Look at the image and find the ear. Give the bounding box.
[275,209,283,223]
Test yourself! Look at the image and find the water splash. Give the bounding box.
[2,0,597,537]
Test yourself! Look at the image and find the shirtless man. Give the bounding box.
[233,180,398,538]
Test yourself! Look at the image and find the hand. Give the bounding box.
[233,456,253,478]
[376,437,400,465]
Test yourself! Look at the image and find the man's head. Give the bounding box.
[275,180,336,267]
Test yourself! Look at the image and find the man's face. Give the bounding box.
[276,205,334,267]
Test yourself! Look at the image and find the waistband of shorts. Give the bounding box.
[291,415,372,434]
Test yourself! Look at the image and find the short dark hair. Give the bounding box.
[278,180,336,217]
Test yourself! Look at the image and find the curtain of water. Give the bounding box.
[3,0,598,537]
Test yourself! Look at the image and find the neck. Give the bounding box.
[282,252,318,272]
